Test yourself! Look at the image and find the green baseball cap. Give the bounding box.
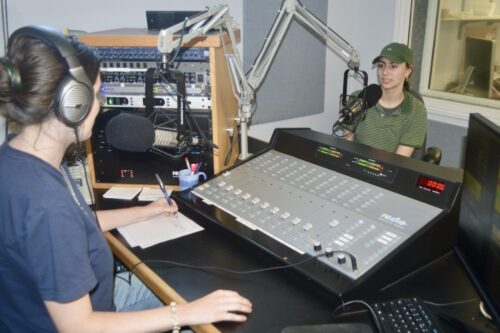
[372,42,413,65]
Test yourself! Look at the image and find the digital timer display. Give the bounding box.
[416,176,446,194]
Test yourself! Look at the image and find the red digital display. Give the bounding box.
[416,176,446,194]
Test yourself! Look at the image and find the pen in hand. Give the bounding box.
[155,173,173,207]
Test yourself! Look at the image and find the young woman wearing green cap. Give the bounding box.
[343,42,427,157]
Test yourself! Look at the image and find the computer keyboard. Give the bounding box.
[372,297,443,333]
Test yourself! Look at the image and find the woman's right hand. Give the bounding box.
[176,289,252,326]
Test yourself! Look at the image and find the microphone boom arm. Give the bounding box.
[246,0,360,89]
[157,0,362,160]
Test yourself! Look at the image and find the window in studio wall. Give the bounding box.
[418,0,500,116]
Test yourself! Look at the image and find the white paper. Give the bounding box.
[117,212,204,249]
[103,187,142,200]
[138,187,171,202]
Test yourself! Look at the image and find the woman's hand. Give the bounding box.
[177,290,252,326]
[146,198,178,217]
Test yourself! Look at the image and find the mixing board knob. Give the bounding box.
[313,241,322,252]
[325,247,334,257]
[337,254,347,265]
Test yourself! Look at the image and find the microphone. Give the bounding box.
[336,84,382,125]
[105,113,199,153]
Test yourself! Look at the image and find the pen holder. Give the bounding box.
[178,169,207,191]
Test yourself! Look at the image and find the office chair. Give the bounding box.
[411,137,442,165]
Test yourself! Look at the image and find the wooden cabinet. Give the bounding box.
[78,28,240,189]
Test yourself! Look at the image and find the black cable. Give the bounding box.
[423,298,480,307]
[73,128,101,231]
[224,122,236,166]
[155,69,214,151]
[128,253,326,278]
[184,101,214,150]
[334,300,382,333]
[73,128,132,284]
[114,272,132,285]
[332,119,362,139]
[168,18,189,68]
[331,92,365,138]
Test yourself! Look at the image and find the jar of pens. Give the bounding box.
[178,157,207,191]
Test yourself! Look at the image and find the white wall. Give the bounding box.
[4,0,242,33]
[0,0,398,143]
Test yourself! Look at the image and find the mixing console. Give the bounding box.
[193,150,442,280]
[176,128,463,296]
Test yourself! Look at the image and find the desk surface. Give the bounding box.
[101,194,497,333]
[97,135,497,332]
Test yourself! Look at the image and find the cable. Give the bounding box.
[114,272,132,285]
[3,119,7,140]
[154,68,214,152]
[377,251,452,294]
[331,94,364,138]
[128,253,326,278]
[479,301,493,321]
[168,18,189,68]
[123,254,329,301]
[333,300,382,333]
[224,122,236,166]
[73,128,102,231]
[423,297,480,307]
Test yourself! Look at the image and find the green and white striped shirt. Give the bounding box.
[345,90,427,153]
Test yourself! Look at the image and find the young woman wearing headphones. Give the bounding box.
[0,25,251,333]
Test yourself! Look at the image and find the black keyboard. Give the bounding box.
[372,297,443,333]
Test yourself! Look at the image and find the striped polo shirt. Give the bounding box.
[345,90,427,153]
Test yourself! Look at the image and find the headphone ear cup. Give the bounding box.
[53,76,93,127]
[0,57,22,90]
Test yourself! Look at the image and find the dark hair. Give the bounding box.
[0,34,99,125]
[403,64,414,91]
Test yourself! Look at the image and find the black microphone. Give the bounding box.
[105,113,198,153]
[337,84,382,125]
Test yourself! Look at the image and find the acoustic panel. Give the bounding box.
[243,0,327,124]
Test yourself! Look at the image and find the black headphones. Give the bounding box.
[7,25,94,127]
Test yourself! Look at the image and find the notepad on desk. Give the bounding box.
[137,187,170,202]
[117,212,204,249]
[103,187,142,200]
[103,187,171,202]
